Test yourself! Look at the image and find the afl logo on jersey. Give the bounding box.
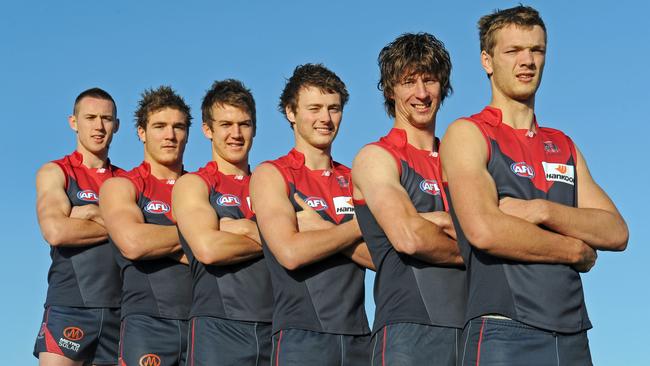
[144,200,170,214]
[510,162,535,178]
[305,197,328,211]
[419,179,441,195]
[217,194,241,207]
[76,190,98,202]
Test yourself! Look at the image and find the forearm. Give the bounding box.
[112,223,181,260]
[342,241,375,270]
[536,200,628,251]
[41,217,108,247]
[391,216,463,266]
[191,230,262,265]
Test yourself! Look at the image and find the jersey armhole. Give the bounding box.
[565,135,579,206]
[264,161,291,196]
[52,160,70,192]
[368,142,402,176]
[191,171,215,192]
[467,119,492,163]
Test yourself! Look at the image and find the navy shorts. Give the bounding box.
[371,322,461,366]
[271,328,370,366]
[187,316,272,366]
[33,305,120,365]
[459,317,592,366]
[119,314,189,366]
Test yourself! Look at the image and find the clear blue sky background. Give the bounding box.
[2,1,647,364]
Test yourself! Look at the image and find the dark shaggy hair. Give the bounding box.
[478,5,546,55]
[378,32,453,118]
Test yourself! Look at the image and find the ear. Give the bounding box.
[113,118,120,134]
[137,125,146,143]
[201,122,213,140]
[68,115,78,132]
[481,50,494,76]
[285,105,296,124]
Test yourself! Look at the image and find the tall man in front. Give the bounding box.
[352,33,465,366]
[441,6,628,365]
[100,86,193,366]
[173,79,273,365]
[251,64,373,365]
[34,88,122,366]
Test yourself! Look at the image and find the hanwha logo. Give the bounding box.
[139,354,161,366]
[305,196,328,211]
[510,162,535,179]
[217,194,241,207]
[419,179,441,195]
[76,190,98,202]
[63,326,84,341]
[144,200,170,214]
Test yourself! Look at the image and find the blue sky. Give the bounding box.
[2,1,648,364]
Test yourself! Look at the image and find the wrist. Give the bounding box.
[532,199,549,225]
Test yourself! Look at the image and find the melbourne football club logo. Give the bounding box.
[217,194,241,207]
[144,200,170,214]
[543,141,560,153]
[333,196,355,215]
[305,196,328,211]
[510,162,535,178]
[76,189,98,202]
[542,162,575,185]
[63,326,84,341]
[419,179,441,195]
[139,354,161,366]
[336,176,349,188]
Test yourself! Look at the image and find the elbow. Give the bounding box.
[608,225,629,252]
[462,221,498,251]
[274,249,304,271]
[192,243,226,265]
[42,224,66,247]
[114,234,146,261]
[392,238,420,256]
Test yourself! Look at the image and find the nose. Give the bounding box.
[320,108,333,123]
[414,79,428,99]
[163,125,176,140]
[230,124,242,138]
[518,49,535,67]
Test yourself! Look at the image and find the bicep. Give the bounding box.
[574,146,619,213]
[173,175,219,243]
[99,178,144,236]
[250,164,298,248]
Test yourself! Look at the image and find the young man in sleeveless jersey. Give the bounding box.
[352,33,466,366]
[173,79,273,365]
[99,86,193,366]
[250,64,373,365]
[34,88,123,366]
[441,5,628,365]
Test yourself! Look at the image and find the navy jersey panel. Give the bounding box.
[354,129,466,334]
[261,149,370,335]
[45,151,123,308]
[454,107,591,333]
[179,161,273,322]
[113,162,192,320]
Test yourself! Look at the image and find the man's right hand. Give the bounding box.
[572,239,597,273]
[70,204,105,226]
[294,193,335,232]
[419,211,457,240]
[219,218,261,245]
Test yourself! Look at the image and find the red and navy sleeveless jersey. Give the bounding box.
[179,161,273,322]
[261,149,370,335]
[45,151,123,308]
[353,129,466,334]
[113,162,192,320]
[451,106,591,332]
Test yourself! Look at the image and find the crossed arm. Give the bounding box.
[172,174,262,266]
[441,120,627,272]
[352,145,463,266]
[250,163,371,271]
[36,162,108,246]
[99,177,183,261]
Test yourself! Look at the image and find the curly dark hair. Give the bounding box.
[202,79,256,128]
[278,63,349,123]
[378,32,453,118]
[134,85,192,130]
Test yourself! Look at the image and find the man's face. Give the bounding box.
[483,24,547,102]
[391,73,441,129]
[69,97,118,155]
[203,104,254,166]
[287,86,342,150]
[138,107,189,167]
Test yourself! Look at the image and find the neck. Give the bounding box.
[213,153,249,176]
[294,140,332,170]
[76,146,108,169]
[489,90,536,130]
[394,118,436,151]
[145,158,183,180]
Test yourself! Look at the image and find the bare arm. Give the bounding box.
[292,194,375,270]
[352,145,462,266]
[100,177,182,261]
[441,120,596,272]
[499,146,628,251]
[172,174,262,266]
[250,163,362,271]
[36,162,108,246]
